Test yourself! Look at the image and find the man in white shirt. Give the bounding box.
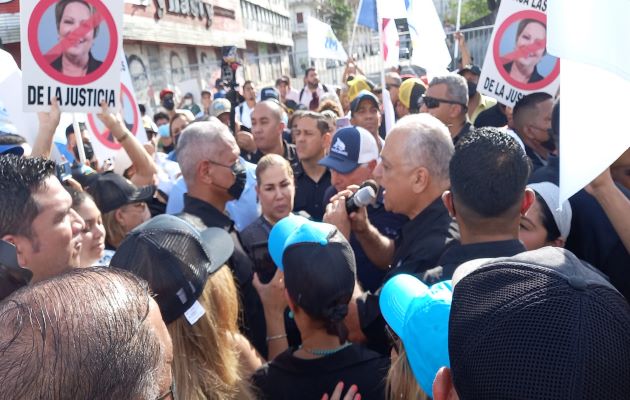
[298,68,331,111]
[235,80,256,130]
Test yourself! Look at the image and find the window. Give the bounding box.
[296,12,303,24]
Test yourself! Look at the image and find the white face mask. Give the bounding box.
[184,99,192,106]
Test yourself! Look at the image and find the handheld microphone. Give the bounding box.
[345,180,378,214]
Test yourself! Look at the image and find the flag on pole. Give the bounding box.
[357,0,378,31]
[405,0,451,76]
[307,17,348,61]
[547,0,630,205]
[382,18,400,68]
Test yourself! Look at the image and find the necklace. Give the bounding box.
[299,342,352,357]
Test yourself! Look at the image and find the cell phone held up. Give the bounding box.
[250,242,277,284]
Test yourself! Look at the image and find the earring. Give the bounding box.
[288,310,294,319]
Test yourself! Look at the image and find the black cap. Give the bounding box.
[110,214,234,324]
[87,172,155,214]
[449,247,630,399]
[458,64,482,76]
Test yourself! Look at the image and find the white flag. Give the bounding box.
[406,0,451,76]
[307,17,348,61]
[547,0,630,205]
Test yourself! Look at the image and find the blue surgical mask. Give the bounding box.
[158,124,170,138]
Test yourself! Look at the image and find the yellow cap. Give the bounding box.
[347,76,375,103]
[398,78,427,109]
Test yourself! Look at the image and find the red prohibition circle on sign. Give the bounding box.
[28,0,118,86]
[493,10,560,91]
[87,84,139,150]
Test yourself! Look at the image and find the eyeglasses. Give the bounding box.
[420,95,466,109]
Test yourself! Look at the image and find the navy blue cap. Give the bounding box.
[318,126,379,173]
[0,145,24,157]
[260,87,280,102]
[350,89,380,114]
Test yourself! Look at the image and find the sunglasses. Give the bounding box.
[420,95,466,109]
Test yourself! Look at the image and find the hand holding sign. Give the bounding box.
[37,96,61,136]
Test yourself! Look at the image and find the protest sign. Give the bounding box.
[0,49,39,144]
[477,0,559,107]
[21,0,123,113]
[307,17,348,61]
[86,54,148,163]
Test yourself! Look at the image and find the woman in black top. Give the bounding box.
[252,216,389,399]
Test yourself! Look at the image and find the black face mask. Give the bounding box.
[541,137,557,152]
[162,143,175,153]
[228,160,247,200]
[162,97,175,111]
[467,80,478,98]
[73,141,95,161]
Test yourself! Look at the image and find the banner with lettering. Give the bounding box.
[20,0,123,112]
[477,0,559,107]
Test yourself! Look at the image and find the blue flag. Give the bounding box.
[357,0,377,30]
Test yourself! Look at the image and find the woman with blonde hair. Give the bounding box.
[111,214,262,399]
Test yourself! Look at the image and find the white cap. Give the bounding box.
[528,182,572,239]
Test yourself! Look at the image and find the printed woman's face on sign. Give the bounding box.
[515,21,546,70]
[58,1,95,60]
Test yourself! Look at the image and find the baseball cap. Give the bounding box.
[260,87,280,102]
[0,144,24,157]
[398,78,427,110]
[210,98,232,118]
[379,274,452,398]
[110,214,234,324]
[458,64,481,76]
[87,172,155,214]
[268,215,356,319]
[347,76,375,103]
[318,126,379,174]
[159,89,174,100]
[449,246,630,399]
[350,89,380,114]
[528,182,572,239]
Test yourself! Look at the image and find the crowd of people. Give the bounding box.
[1,54,630,400]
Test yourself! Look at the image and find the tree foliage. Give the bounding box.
[324,0,353,44]
[447,0,491,26]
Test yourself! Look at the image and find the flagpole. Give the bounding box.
[453,0,463,64]
[376,0,386,89]
[349,0,364,58]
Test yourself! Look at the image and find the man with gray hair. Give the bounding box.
[420,74,472,144]
[324,114,459,351]
[177,119,267,356]
[0,267,173,400]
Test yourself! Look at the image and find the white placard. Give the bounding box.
[20,0,123,113]
[477,0,559,107]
